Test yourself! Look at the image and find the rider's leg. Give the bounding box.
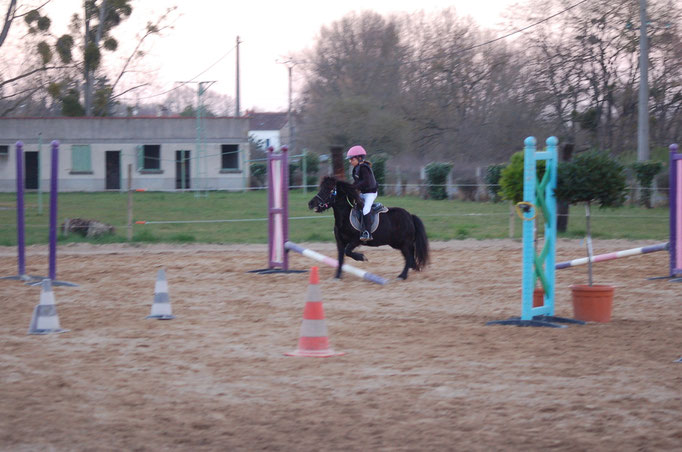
[360,192,377,241]
[361,213,372,241]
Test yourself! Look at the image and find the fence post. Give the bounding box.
[127,164,133,241]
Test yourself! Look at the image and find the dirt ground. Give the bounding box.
[0,239,680,451]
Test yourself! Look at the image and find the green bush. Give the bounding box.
[300,152,320,189]
[499,151,546,203]
[250,163,266,187]
[371,154,388,195]
[289,163,298,187]
[424,162,452,200]
[484,164,506,202]
[555,151,627,208]
[631,160,663,208]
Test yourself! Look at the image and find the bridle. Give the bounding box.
[313,187,337,211]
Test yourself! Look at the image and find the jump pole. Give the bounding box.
[285,241,389,285]
[555,243,669,269]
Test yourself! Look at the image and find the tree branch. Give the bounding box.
[0,65,71,89]
[110,83,149,99]
[0,0,17,48]
[0,85,42,116]
[110,7,176,94]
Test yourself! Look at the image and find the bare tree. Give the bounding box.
[513,0,682,153]
[298,11,408,156]
[1,0,177,117]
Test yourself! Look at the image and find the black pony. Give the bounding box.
[308,176,429,280]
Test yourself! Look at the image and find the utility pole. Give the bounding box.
[176,80,215,197]
[235,36,242,117]
[637,0,649,161]
[276,57,299,153]
[287,63,294,153]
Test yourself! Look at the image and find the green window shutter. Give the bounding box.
[136,145,143,170]
[71,145,91,172]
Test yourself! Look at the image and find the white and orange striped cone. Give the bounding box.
[28,279,69,335]
[285,267,344,357]
[146,269,175,320]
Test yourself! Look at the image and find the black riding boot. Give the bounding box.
[360,213,372,241]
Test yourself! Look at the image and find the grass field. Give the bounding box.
[0,189,670,246]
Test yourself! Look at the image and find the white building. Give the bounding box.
[0,117,249,192]
[247,112,289,151]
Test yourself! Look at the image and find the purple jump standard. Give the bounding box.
[39,141,77,287]
[1,142,43,282]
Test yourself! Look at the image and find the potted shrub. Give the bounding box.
[554,151,627,322]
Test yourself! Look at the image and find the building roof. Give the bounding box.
[248,112,288,131]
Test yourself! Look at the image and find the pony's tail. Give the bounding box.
[412,214,429,271]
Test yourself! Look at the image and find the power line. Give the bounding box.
[121,44,237,102]
[120,0,589,104]
[428,0,590,61]
[295,0,590,68]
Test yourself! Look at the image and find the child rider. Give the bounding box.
[347,145,378,241]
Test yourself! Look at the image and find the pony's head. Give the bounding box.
[308,176,338,212]
[308,176,362,212]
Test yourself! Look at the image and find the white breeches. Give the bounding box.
[360,192,377,215]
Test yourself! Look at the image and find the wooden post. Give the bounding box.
[557,143,573,232]
[330,145,345,180]
[127,164,133,241]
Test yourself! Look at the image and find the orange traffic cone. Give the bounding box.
[285,267,344,357]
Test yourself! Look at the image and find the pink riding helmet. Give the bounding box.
[346,145,366,159]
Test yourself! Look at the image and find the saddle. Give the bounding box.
[349,203,389,233]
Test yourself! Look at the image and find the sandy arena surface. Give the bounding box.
[0,239,681,451]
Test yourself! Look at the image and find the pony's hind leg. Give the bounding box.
[398,243,416,279]
[398,246,414,279]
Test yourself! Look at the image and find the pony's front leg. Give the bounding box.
[344,242,366,262]
[335,236,346,279]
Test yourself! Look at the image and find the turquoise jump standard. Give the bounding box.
[487,136,584,328]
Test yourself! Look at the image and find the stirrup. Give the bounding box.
[360,231,371,241]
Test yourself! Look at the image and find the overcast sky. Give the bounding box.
[33,0,521,113]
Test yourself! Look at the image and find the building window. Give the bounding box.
[71,144,92,173]
[140,144,161,171]
[0,145,9,155]
[221,144,239,171]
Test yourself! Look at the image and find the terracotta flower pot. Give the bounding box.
[570,284,614,322]
[518,288,545,307]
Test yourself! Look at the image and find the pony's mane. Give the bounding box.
[321,176,363,206]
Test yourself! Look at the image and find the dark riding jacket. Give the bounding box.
[352,162,378,194]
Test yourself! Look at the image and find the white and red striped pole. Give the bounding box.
[555,242,668,270]
[285,241,388,285]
